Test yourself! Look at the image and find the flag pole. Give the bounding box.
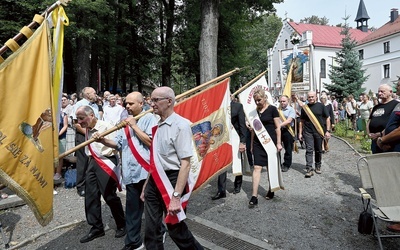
[58,67,241,159]
[0,0,72,57]
[231,70,267,97]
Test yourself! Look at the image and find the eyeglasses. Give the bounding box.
[151,97,169,103]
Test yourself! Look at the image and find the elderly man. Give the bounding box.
[72,87,100,197]
[298,91,331,178]
[279,95,296,172]
[75,105,126,243]
[144,87,203,249]
[95,92,157,250]
[376,80,400,232]
[368,84,399,154]
[103,94,125,125]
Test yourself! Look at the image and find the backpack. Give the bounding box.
[64,167,77,189]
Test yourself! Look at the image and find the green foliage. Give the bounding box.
[333,121,347,137]
[1,0,283,94]
[300,15,329,25]
[360,137,372,153]
[324,17,368,100]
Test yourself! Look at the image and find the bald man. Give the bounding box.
[298,91,331,178]
[368,84,399,153]
[95,92,157,249]
[144,87,203,250]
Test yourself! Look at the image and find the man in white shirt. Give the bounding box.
[103,94,125,125]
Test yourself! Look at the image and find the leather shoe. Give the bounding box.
[211,192,226,200]
[77,190,85,197]
[115,227,126,238]
[233,187,241,194]
[80,230,105,243]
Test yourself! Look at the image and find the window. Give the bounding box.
[285,39,288,49]
[359,49,364,60]
[320,59,326,78]
[383,64,390,78]
[384,41,390,53]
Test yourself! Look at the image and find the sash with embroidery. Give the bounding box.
[86,130,122,191]
[249,108,284,192]
[149,125,191,224]
[124,126,150,170]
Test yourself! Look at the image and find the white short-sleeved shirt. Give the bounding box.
[154,112,193,171]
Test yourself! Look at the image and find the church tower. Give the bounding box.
[355,0,370,32]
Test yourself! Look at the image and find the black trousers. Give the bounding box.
[125,180,145,248]
[281,128,294,168]
[75,132,88,192]
[144,172,203,250]
[217,172,242,192]
[303,130,323,169]
[85,156,125,232]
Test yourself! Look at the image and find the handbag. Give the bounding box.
[358,198,373,234]
[64,167,77,189]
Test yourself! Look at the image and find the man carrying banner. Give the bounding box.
[72,87,100,197]
[278,95,296,172]
[75,105,126,243]
[144,86,203,249]
[93,92,157,250]
[297,91,331,178]
[212,97,247,199]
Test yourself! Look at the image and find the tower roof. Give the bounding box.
[355,0,370,21]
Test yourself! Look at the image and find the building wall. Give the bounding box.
[268,21,341,97]
[357,33,400,93]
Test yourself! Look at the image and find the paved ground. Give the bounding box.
[0,136,399,250]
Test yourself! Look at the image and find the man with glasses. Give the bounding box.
[144,86,203,250]
[72,87,100,197]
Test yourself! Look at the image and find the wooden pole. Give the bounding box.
[231,70,267,97]
[0,0,71,56]
[58,67,241,159]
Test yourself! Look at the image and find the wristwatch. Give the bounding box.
[173,191,181,198]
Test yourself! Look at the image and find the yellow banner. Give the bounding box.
[0,21,55,226]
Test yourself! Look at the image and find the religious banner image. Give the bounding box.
[280,45,311,93]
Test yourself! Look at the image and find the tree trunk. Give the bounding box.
[199,0,219,83]
[159,0,175,87]
[75,36,91,93]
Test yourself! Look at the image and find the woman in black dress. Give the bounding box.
[249,89,282,207]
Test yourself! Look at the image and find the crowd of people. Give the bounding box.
[56,80,400,249]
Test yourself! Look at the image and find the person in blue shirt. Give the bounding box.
[95,91,157,250]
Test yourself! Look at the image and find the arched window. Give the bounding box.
[320,59,326,78]
[285,39,288,49]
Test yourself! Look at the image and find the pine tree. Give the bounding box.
[324,17,368,100]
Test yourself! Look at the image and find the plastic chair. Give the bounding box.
[357,152,400,250]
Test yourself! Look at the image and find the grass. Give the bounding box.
[333,120,372,154]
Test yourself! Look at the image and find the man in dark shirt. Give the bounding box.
[367,84,398,154]
[298,91,331,178]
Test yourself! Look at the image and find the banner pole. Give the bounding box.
[231,70,267,97]
[0,0,72,56]
[59,67,241,159]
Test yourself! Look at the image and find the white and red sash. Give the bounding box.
[86,130,122,191]
[150,125,190,224]
[124,126,150,170]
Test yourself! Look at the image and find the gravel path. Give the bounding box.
[0,136,399,250]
